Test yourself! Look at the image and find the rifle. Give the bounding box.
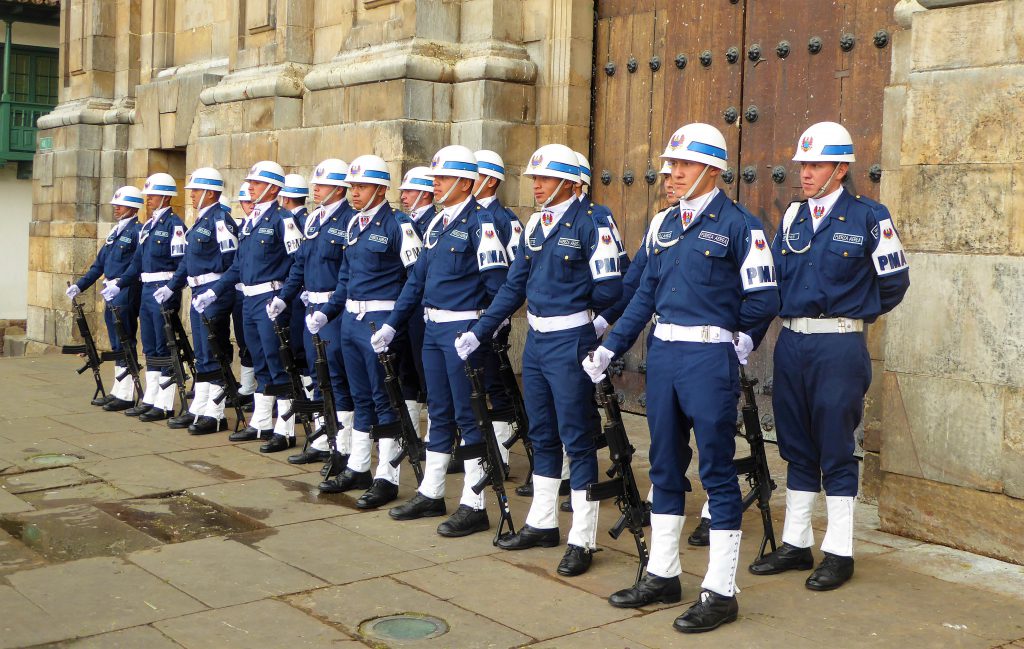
[585,365,650,588]
[369,322,424,485]
[463,362,516,545]
[109,305,143,402]
[490,341,534,489]
[61,284,108,402]
[166,304,196,396]
[273,320,316,446]
[152,306,192,416]
[734,366,778,560]
[200,314,246,432]
[292,333,345,478]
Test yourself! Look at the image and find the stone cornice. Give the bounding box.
[198,63,309,106]
[36,98,136,129]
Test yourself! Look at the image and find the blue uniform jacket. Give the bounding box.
[480,197,524,262]
[581,193,630,273]
[279,200,353,302]
[211,202,300,295]
[118,209,186,286]
[385,198,509,329]
[473,198,624,339]
[76,219,143,291]
[605,191,780,357]
[167,203,239,291]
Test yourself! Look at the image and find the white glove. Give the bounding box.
[100,281,120,302]
[733,331,754,366]
[582,346,615,383]
[370,323,396,353]
[306,311,328,335]
[593,315,609,337]
[153,286,174,304]
[455,332,481,361]
[266,296,287,320]
[65,285,81,300]
[192,289,217,313]
[299,290,310,307]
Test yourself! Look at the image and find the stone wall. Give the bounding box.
[876,0,1024,564]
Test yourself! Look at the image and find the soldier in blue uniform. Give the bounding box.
[230,183,257,410]
[278,173,312,393]
[584,124,780,633]
[66,186,144,411]
[102,173,187,422]
[193,161,303,453]
[271,159,356,470]
[372,145,510,536]
[307,155,423,508]
[456,143,623,576]
[747,122,910,591]
[155,167,238,434]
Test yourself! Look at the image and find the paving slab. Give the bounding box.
[7,556,206,639]
[0,526,45,574]
[81,455,219,496]
[237,519,433,585]
[288,577,533,648]
[18,481,134,509]
[0,503,161,562]
[394,555,638,640]
[128,536,326,608]
[527,627,657,649]
[49,625,187,648]
[0,466,97,494]
[58,430,192,459]
[160,444,303,481]
[603,605,821,649]
[134,426,239,450]
[49,410,152,435]
[154,599,360,649]
[0,437,103,472]
[0,583,76,649]
[0,484,34,513]
[187,476,361,527]
[877,542,1024,604]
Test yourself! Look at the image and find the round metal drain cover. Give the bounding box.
[360,613,449,641]
[28,453,82,467]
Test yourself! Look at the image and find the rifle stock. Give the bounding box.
[273,320,316,446]
[465,362,516,545]
[310,332,345,478]
[736,366,778,560]
[109,305,143,402]
[158,306,191,416]
[369,323,424,485]
[201,314,246,432]
[492,342,534,488]
[62,285,106,401]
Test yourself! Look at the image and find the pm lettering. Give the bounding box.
[479,249,507,266]
[877,250,907,272]
[593,257,619,275]
[745,264,776,285]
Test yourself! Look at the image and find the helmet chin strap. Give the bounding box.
[435,177,461,207]
[252,183,273,204]
[680,164,711,202]
[539,179,567,209]
[315,186,339,211]
[811,164,843,200]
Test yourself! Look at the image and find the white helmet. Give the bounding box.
[310,159,350,188]
[474,150,505,181]
[792,121,856,163]
[142,172,178,196]
[237,182,253,203]
[575,151,592,186]
[346,155,391,187]
[659,161,672,175]
[219,193,231,209]
[245,160,286,187]
[400,166,434,191]
[427,145,478,180]
[660,123,729,171]
[279,174,309,199]
[184,167,224,192]
[110,186,144,208]
[523,144,580,183]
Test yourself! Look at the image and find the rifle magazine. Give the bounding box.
[370,421,401,440]
[586,479,624,502]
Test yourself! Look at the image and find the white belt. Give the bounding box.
[234,283,244,292]
[141,271,174,283]
[241,281,283,297]
[187,272,222,288]
[425,307,481,323]
[653,323,733,343]
[527,310,592,333]
[305,291,334,305]
[783,317,864,334]
[346,299,396,314]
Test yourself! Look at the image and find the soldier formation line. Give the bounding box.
[64,121,909,635]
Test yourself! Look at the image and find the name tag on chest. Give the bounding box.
[449,230,468,241]
[369,233,388,245]
[258,227,275,235]
[698,231,729,247]
[556,237,581,249]
[832,232,864,245]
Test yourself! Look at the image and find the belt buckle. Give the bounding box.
[356,300,366,321]
[701,325,710,343]
[836,318,848,333]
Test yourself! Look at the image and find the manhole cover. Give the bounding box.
[95,493,266,543]
[360,614,449,641]
[27,453,83,467]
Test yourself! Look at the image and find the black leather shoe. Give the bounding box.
[356,479,399,509]
[167,412,196,429]
[805,553,854,591]
[515,481,533,497]
[288,448,330,465]
[437,504,489,537]
[228,426,271,442]
[496,524,560,550]
[609,572,682,608]
[389,493,447,520]
[92,394,114,406]
[560,499,573,513]
[139,408,172,422]
[687,517,711,547]
[260,434,296,453]
[103,398,135,412]
[321,454,348,477]
[748,542,814,575]
[125,403,152,417]
[556,544,593,576]
[672,590,738,633]
[558,479,570,496]
[188,416,227,435]
[446,459,464,474]
[319,468,371,494]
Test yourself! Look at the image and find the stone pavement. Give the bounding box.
[1,354,1023,649]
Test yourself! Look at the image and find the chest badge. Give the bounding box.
[541,211,553,227]
[813,205,826,219]
[681,210,694,227]
[755,238,766,250]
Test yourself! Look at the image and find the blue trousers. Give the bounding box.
[521,323,599,490]
[140,281,178,375]
[397,306,427,401]
[230,288,252,368]
[340,310,394,432]
[645,339,742,529]
[773,328,870,497]
[103,285,140,368]
[290,295,308,373]
[306,305,354,412]
[422,319,485,453]
[189,280,232,378]
[482,323,513,416]
[243,292,290,391]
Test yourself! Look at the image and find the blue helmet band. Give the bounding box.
[686,142,727,160]
[821,144,854,156]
